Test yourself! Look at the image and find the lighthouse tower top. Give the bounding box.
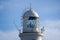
[23,8,39,18]
[22,7,40,33]
[19,7,45,40]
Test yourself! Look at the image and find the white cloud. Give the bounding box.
[40,20,60,40]
[44,27,60,40]
[0,30,20,40]
[40,20,60,28]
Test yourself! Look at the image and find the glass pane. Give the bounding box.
[28,17,37,20]
[26,17,39,28]
[26,20,37,28]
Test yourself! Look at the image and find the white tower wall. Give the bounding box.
[19,33,43,40]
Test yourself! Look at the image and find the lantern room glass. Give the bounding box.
[26,17,39,28]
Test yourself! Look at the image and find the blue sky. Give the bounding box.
[0,0,60,40]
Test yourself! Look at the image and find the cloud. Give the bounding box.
[40,20,60,29]
[43,28,60,40]
[40,20,60,40]
[0,30,20,40]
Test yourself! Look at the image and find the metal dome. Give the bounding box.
[23,8,39,17]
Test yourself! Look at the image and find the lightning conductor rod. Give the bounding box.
[30,3,32,10]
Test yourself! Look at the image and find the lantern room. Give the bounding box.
[22,8,39,33]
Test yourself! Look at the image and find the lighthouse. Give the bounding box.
[19,7,45,40]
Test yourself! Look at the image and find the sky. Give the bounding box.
[0,0,60,40]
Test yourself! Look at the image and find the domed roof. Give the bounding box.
[23,8,39,17]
